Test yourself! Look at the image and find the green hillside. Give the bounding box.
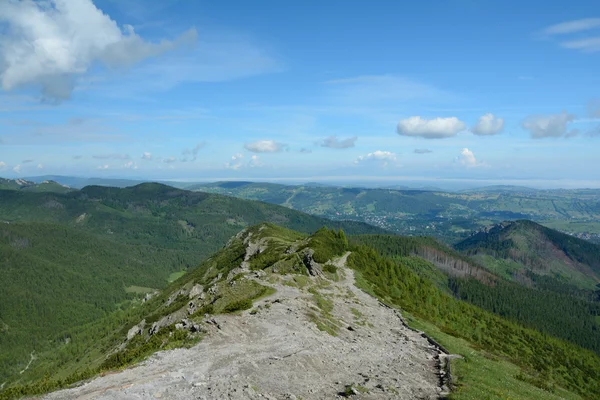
[456,220,600,290]
[0,184,386,383]
[3,223,600,400]
[351,233,600,355]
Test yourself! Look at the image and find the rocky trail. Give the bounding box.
[43,252,447,400]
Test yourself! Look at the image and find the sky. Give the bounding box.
[0,0,599,188]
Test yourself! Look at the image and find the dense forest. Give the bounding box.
[351,233,600,356]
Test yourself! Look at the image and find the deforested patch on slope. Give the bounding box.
[42,224,447,400]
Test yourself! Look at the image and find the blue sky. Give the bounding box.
[0,0,599,188]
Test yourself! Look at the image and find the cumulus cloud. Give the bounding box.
[93,154,130,160]
[0,161,6,170]
[244,140,286,153]
[37,163,44,169]
[522,111,576,139]
[225,153,244,170]
[397,116,466,139]
[458,148,485,168]
[182,141,206,161]
[320,136,357,149]
[141,152,153,160]
[355,150,397,166]
[13,164,21,173]
[541,18,600,35]
[414,148,433,154]
[0,0,197,100]
[471,113,504,136]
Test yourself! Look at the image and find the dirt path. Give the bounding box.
[43,254,443,399]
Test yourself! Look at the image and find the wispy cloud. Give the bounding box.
[560,37,600,53]
[414,148,433,154]
[182,142,206,161]
[320,136,357,149]
[325,75,452,105]
[541,18,600,35]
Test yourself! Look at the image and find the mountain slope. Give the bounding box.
[5,224,600,400]
[456,220,600,290]
[0,184,387,384]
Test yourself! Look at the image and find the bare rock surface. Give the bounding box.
[43,253,443,400]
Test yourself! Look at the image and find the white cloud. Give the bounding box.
[163,156,177,164]
[0,161,6,170]
[37,163,44,169]
[355,150,397,166]
[414,148,433,154]
[458,148,485,168]
[141,152,153,160]
[244,140,286,153]
[560,37,600,53]
[320,136,357,149]
[0,0,196,100]
[13,164,21,173]
[471,113,504,136]
[397,116,466,139]
[124,161,137,169]
[541,18,600,35]
[97,164,109,170]
[522,111,577,139]
[225,153,244,170]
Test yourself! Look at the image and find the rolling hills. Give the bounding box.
[189,181,600,243]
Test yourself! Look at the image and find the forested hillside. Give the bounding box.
[456,220,600,290]
[351,233,600,355]
[0,184,385,383]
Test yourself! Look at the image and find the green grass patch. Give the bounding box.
[167,270,187,283]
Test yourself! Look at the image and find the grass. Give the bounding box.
[404,314,582,400]
[167,270,187,283]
